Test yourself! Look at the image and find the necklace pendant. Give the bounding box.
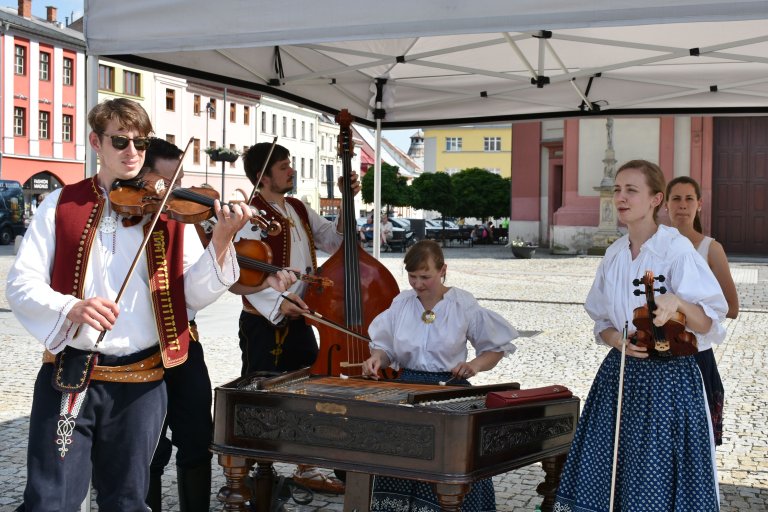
[421,310,436,324]
[99,215,117,234]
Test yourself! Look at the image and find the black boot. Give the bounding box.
[177,462,212,512]
[146,472,162,512]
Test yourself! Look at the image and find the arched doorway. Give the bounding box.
[23,172,63,217]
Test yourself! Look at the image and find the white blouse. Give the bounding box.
[6,187,239,356]
[585,225,727,351]
[368,287,518,372]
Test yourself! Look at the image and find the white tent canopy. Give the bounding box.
[84,0,768,128]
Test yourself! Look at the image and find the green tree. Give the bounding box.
[451,167,511,219]
[361,162,411,213]
[409,171,456,220]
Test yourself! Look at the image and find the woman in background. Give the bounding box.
[667,175,738,445]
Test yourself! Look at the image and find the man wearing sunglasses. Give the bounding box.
[6,98,253,511]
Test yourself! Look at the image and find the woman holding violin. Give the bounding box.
[554,160,727,512]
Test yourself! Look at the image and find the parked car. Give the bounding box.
[357,216,413,250]
[424,219,464,241]
[0,180,26,245]
[387,217,415,250]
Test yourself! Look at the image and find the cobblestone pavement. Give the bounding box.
[0,243,766,511]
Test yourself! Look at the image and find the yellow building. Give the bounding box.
[422,125,511,177]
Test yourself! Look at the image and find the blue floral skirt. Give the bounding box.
[554,349,719,512]
[370,368,495,512]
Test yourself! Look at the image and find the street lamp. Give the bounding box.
[205,102,215,184]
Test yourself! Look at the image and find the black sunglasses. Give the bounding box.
[102,134,151,151]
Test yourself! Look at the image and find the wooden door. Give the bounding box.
[712,117,768,255]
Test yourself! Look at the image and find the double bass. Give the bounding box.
[303,110,400,376]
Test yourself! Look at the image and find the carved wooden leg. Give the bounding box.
[537,454,567,512]
[216,454,253,511]
[253,461,275,512]
[433,482,471,512]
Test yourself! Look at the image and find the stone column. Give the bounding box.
[588,118,622,255]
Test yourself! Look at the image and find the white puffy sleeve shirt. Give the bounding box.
[6,189,239,356]
[585,225,728,351]
[368,287,518,372]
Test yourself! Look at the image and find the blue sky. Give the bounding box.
[382,129,417,153]
[30,0,82,21]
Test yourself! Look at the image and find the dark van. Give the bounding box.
[0,180,26,245]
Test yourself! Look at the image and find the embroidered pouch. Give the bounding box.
[485,385,572,408]
[51,346,99,393]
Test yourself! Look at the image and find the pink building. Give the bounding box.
[510,117,766,256]
[1,0,86,215]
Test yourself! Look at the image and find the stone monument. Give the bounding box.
[588,118,622,255]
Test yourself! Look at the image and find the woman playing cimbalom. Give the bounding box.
[554,160,727,511]
[666,175,739,446]
[363,239,518,511]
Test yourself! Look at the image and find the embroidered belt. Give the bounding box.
[43,350,164,383]
[189,320,200,343]
[242,302,263,316]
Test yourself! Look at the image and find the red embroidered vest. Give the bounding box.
[250,195,318,271]
[242,195,319,313]
[51,177,190,368]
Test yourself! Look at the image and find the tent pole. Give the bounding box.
[221,87,227,200]
[372,78,387,258]
[373,120,382,258]
[85,55,99,178]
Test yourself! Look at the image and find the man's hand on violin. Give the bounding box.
[212,200,252,237]
[279,292,309,319]
[337,171,361,197]
[67,297,119,332]
[209,200,252,266]
[266,269,298,293]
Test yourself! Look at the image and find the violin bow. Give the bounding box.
[280,293,372,359]
[246,136,278,204]
[609,320,629,510]
[95,137,194,346]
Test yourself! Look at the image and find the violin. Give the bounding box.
[631,270,697,358]
[109,172,282,235]
[233,238,334,289]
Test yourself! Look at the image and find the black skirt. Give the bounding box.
[695,348,725,445]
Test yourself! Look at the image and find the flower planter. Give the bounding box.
[512,246,537,259]
[208,150,240,163]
